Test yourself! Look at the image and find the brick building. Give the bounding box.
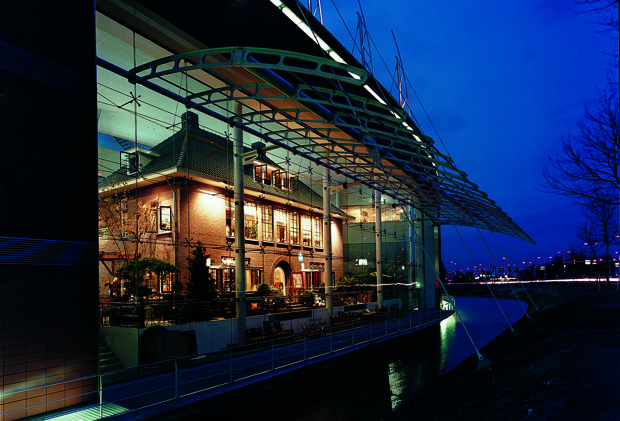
[98,111,345,297]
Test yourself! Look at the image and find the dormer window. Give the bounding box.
[254,164,271,185]
[254,164,298,191]
[272,170,283,188]
[121,151,139,175]
[120,147,159,176]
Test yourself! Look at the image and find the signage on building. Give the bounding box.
[309,262,324,271]
[221,257,251,266]
[298,252,303,262]
[357,258,368,266]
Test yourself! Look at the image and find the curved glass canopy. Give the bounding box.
[99,44,533,243]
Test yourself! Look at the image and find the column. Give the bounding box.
[234,101,246,345]
[375,190,383,308]
[323,166,333,323]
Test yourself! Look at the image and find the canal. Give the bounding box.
[183,296,527,420]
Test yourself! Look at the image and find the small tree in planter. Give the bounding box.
[115,257,180,301]
[115,258,151,301]
[256,283,271,296]
[186,241,217,300]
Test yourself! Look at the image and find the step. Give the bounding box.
[100,351,115,359]
[100,362,123,372]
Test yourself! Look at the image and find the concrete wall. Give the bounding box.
[100,327,140,369]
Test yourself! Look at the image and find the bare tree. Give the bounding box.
[98,180,160,263]
[572,195,620,288]
[573,0,619,33]
[573,0,618,69]
[542,89,619,206]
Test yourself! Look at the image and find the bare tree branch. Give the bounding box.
[542,89,619,206]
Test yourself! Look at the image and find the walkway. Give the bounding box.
[31,307,454,421]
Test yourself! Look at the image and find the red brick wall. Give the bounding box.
[99,179,344,296]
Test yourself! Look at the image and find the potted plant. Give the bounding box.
[300,290,314,306]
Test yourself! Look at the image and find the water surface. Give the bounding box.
[185,296,527,420]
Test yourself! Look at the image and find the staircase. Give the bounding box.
[99,336,123,372]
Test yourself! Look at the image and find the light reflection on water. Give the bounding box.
[185,297,527,421]
[387,296,526,411]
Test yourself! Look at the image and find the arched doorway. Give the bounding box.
[273,261,291,295]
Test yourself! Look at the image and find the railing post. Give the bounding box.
[271,341,274,371]
[99,374,103,419]
[174,360,178,398]
[303,334,307,361]
[229,349,233,383]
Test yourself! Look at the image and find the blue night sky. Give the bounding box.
[320,1,617,272]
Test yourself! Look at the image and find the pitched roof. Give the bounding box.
[99,117,343,215]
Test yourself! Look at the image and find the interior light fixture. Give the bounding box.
[364,85,387,105]
[271,0,359,80]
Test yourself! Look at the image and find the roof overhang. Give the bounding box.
[96,0,534,244]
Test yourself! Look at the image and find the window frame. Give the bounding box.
[274,208,288,244]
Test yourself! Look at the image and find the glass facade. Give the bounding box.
[95,7,431,311]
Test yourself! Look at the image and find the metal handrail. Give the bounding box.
[3,297,454,420]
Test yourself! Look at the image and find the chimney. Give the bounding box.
[181,111,199,131]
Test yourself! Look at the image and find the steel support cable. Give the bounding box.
[449,221,514,331]
[293,3,422,142]
[491,231,539,313]
[368,157,489,366]
[480,234,531,319]
[399,72,454,163]
[456,225,519,334]
[326,0,428,138]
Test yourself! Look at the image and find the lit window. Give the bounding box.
[254,164,271,184]
[301,215,312,247]
[244,202,258,239]
[262,204,273,241]
[275,209,288,243]
[313,216,323,248]
[226,199,234,238]
[290,212,299,245]
[159,206,172,231]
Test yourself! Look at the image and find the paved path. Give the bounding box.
[44,309,454,421]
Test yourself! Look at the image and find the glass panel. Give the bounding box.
[272,170,281,188]
[244,202,258,239]
[255,164,267,183]
[301,215,312,247]
[313,216,323,248]
[281,171,289,190]
[275,209,287,243]
[226,199,234,238]
[262,204,273,241]
[290,212,299,245]
[159,206,172,231]
[289,176,298,191]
